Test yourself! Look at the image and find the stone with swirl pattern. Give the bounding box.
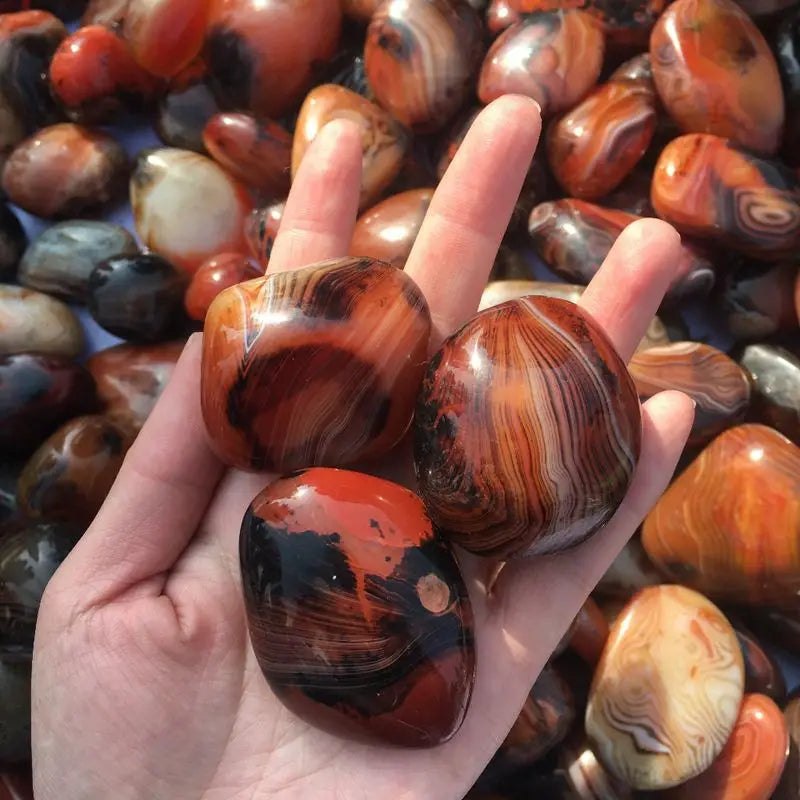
[527,200,716,304]
[585,585,745,790]
[292,85,410,211]
[560,732,633,800]
[546,76,657,199]
[660,693,789,800]
[413,296,641,558]
[364,0,484,133]
[245,200,284,268]
[628,342,751,446]
[202,257,431,472]
[651,134,800,259]
[650,0,784,155]
[478,12,604,116]
[239,468,474,747]
[642,424,800,608]
[184,252,261,322]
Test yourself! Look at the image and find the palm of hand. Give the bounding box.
[32,97,693,800]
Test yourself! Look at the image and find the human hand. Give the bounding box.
[32,96,694,800]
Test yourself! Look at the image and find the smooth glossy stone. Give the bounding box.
[547,80,656,199]
[0,206,25,281]
[244,200,283,267]
[650,0,784,155]
[491,664,575,773]
[0,353,97,458]
[18,220,138,302]
[204,0,342,118]
[184,252,260,321]
[740,344,800,443]
[629,342,751,445]
[202,257,431,472]
[775,693,800,800]
[594,535,662,598]
[17,414,132,525]
[662,693,789,800]
[0,660,30,765]
[600,166,655,216]
[735,627,786,701]
[586,585,745,790]
[565,596,609,665]
[527,199,716,303]
[87,253,188,342]
[240,467,475,747]
[293,85,410,210]
[651,133,800,258]
[203,112,290,199]
[48,24,160,122]
[86,340,183,429]
[560,733,632,800]
[0,520,82,659]
[0,11,67,165]
[413,296,641,558]
[365,0,484,133]
[478,12,604,115]
[0,285,83,358]
[124,0,207,77]
[130,148,253,274]
[642,424,800,607]
[609,52,653,83]
[349,188,433,267]
[1,123,128,219]
[154,58,219,153]
[487,0,521,34]
[721,261,798,341]
[776,9,800,167]
[82,0,130,27]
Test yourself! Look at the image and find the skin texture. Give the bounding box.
[31,98,694,800]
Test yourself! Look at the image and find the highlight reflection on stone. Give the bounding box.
[585,585,745,790]
[413,296,641,558]
[240,467,474,747]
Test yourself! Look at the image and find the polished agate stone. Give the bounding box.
[0,660,30,765]
[17,414,132,526]
[740,344,800,444]
[293,85,410,210]
[721,261,798,341]
[124,0,206,77]
[586,585,745,790]
[528,199,716,303]
[0,285,83,358]
[629,342,751,445]
[0,11,66,166]
[184,252,261,321]
[0,353,97,458]
[662,693,789,800]
[651,134,800,259]
[413,296,641,558]
[560,733,633,800]
[486,0,521,34]
[87,340,184,430]
[594,536,662,599]
[643,424,800,607]
[478,12,604,115]
[18,221,138,303]
[49,24,160,123]
[88,253,189,342]
[0,520,82,659]
[775,693,800,800]
[735,627,786,701]
[349,188,433,267]
[565,596,609,665]
[365,0,484,133]
[600,167,655,216]
[776,10,800,167]
[650,0,784,155]
[245,201,284,267]
[203,112,291,199]
[490,664,575,774]
[240,468,474,747]
[0,206,25,282]
[546,79,657,199]
[130,148,253,274]
[155,69,219,153]
[204,0,342,118]
[609,53,653,84]
[202,257,431,472]
[2,123,128,219]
